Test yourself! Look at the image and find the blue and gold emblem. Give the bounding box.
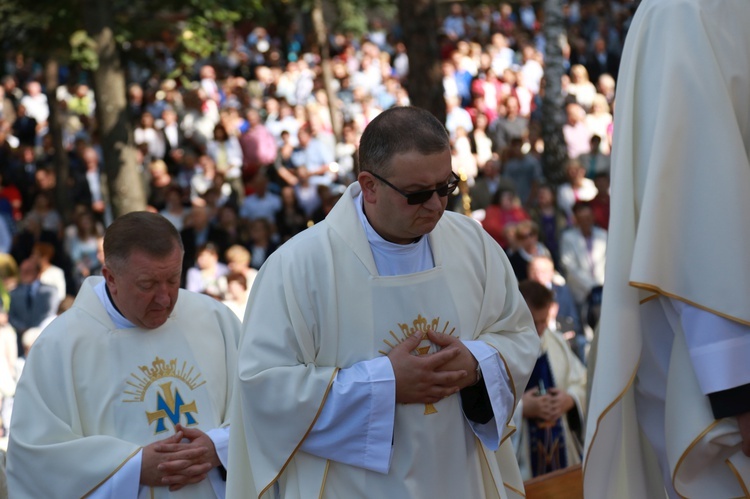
[123,357,206,434]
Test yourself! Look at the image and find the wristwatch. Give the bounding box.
[474,363,483,385]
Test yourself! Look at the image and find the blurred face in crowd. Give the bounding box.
[162,109,177,125]
[103,245,182,329]
[530,304,552,337]
[196,247,219,270]
[19,259,39,285]
[140,112,155,128]
[574,205,595,234]
[536,186,554,208]
[516,225,538,253]
[528,257,555,287]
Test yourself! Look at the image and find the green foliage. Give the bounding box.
[0,0,78,53]
[170,8,242,81]
[333,0,397,36]
[70,30,99,71]
[0,0,263,77]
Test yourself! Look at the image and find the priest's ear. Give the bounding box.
[358,171,378,203]
[101,265,117,290]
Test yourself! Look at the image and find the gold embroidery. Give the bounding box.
[123,357,206,403]
[122,356,205,434]
[145,381,200,433]
[378,314,456,415]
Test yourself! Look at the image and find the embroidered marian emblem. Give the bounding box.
[379,314,456,415]
[123,356,206,434]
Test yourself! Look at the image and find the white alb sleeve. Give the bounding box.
[299,356,396,473]
[86,450,142,498]
[463,340,514,451]
[673,299,750,394]
[206,426,230,498]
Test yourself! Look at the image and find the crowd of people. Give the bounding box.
[0,0,638,488]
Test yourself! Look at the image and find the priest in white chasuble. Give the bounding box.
[6,212,241,498]
[227,106,539,499]
[583,0,750,497]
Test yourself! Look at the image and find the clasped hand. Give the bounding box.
[522,387,573,423]
[387,330,478,405]
[140,424,221,491]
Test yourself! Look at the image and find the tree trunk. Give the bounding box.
[311,0,342,142]
[397,0,445,123]
[83,0,146,219]
[540,0,569,185]
[44,58,73,223]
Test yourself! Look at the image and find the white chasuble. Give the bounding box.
[325,270,484,498]
[228,182,539,499]
[7,277,240,498]
[583,0,750,497]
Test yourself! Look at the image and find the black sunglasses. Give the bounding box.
[369,171,460,205]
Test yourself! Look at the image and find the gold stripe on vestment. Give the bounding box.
[258,368,339,499]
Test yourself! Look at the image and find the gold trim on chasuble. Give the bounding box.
[487,345,519,445]
[123,356,206,434]
[82,447,143,498]
[725,459,750,499]
[630,281,750,326]
[671,420,720,499]
[670,420,750,499]
[258,368,339,499]
[504,481,526,499]
[476,436,518,498]
[318,459,331,499]
[581,363,639,480]
[378,314,456,415]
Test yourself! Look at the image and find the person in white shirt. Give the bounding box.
[19,81,49,125]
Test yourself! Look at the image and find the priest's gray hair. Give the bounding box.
[358,106,450,177]
[104,211,184,272]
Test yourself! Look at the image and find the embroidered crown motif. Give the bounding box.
[123,356,206,403]
[378,314,456,416]
[379,314,456,355]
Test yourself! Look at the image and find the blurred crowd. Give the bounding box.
[0,0,637,445]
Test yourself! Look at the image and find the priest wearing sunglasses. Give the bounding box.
[228,106,539,499]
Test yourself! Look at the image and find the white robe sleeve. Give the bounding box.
[87,428,230,499]
[463,340,513,451]
[299,356,396,473]
[206,426,230,498]
[673,299,750,394]
[86,451,142,499]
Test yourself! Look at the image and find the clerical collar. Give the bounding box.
[354,192,434,276]
[356,192,422,245]
[94,280,136,329]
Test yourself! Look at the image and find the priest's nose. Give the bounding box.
[153,285,171,307]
